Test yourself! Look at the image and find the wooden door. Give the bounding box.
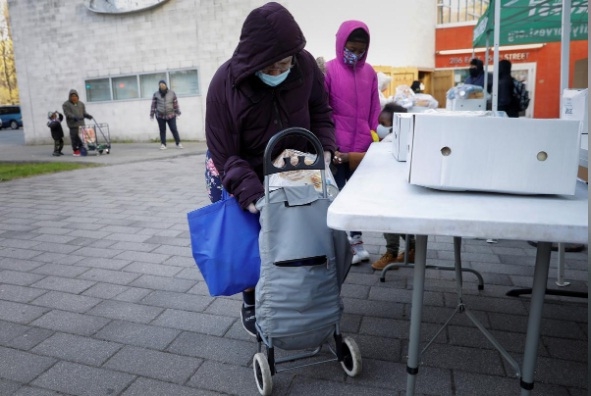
[432,70,455,109]
[418,71,432,95]
[391,67,418,93]
[374,66,418,98]
[374,66,437,95]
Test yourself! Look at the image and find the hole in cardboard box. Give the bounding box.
[537,151,548,161]
[441,146,452,156]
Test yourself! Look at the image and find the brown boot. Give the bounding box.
[371,251,399,270]
[394,249,415,264]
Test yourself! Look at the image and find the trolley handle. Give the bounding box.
[91,118,109,142]
[263,127,325,177]
[263,127,328,200]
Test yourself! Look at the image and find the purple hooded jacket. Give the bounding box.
[324,21,380,153]
[205,2,336,209]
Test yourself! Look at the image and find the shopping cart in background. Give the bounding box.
[78,119,111,156]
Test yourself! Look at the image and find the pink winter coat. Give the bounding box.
[324,20,380,153]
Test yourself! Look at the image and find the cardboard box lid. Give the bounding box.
[418,109,505,117]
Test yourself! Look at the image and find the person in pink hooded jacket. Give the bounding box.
[325,20,380,265]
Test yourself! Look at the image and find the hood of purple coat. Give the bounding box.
[334,20,370,69]
[230,2,306,85]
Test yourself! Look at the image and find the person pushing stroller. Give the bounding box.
[62,89,93,157]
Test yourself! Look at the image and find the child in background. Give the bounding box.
[371,103,416,270]
[47,111,64,156]
[325,20,381,265]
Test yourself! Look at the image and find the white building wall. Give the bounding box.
[7,0,435,144]
[288,0,436,69]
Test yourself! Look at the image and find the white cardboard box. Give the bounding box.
[392,113,414,161]
[560,89,588,175]
[561,88,588,135]
[446,98,486,111]
[407,115,581,195]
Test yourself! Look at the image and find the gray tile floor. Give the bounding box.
[0,133,588,395]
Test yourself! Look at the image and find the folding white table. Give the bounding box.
[327,143,588,396]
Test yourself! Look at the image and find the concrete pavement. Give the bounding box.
[0,129,588,395]
[0,129,208,165]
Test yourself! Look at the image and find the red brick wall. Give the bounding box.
[435,25,588,118]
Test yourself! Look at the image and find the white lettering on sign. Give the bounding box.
[508,23,587,42]
[449,56,475,65]
[572,24,589,38]
[474,15,488,37]
[448,53,530,65]
[528,0,588,18]
[503,53,529,60]
[529,0,561,17]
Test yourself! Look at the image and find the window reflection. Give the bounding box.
[85,69,199,102]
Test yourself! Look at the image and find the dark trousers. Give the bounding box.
[53,138,64,154]
[157,117,181,146]
[69,128,82,151]
[498,104,519,118]
[384,233,416,255]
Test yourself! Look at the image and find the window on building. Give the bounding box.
[437,0,489,25]
[85,69,199,102]
[112,76,139,100]
[86,78,111,102]
[140,73,166,99]
[170,69,199,96]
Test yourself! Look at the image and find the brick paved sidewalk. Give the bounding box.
[0,149,587,395]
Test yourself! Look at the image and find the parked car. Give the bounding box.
[0,105,22,129]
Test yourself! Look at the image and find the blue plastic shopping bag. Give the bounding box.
[187,192,261,296]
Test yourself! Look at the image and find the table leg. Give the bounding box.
[555,243,570,286]
[520,241,552,396]
[453,237,463,295]
[406,234,428,396]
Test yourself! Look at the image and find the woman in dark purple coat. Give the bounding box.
[204,2,336,336]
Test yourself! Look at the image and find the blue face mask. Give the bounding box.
[256,69,291,87]
[343,48,364,65]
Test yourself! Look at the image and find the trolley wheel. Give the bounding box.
[253,352,273,396]
[105,149,110,154]
[340,337,362,377]
[98,150,103,155]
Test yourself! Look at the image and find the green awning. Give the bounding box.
[473,0,588,47]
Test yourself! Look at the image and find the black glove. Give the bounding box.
[86,114,93,120]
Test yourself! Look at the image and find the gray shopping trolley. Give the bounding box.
[78,119,111,156]
[252,127,361,395]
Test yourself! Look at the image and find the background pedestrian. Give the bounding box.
[150,80,183,149]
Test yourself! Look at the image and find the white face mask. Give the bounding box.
[376,124,392,139]
[255,69,291,87]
